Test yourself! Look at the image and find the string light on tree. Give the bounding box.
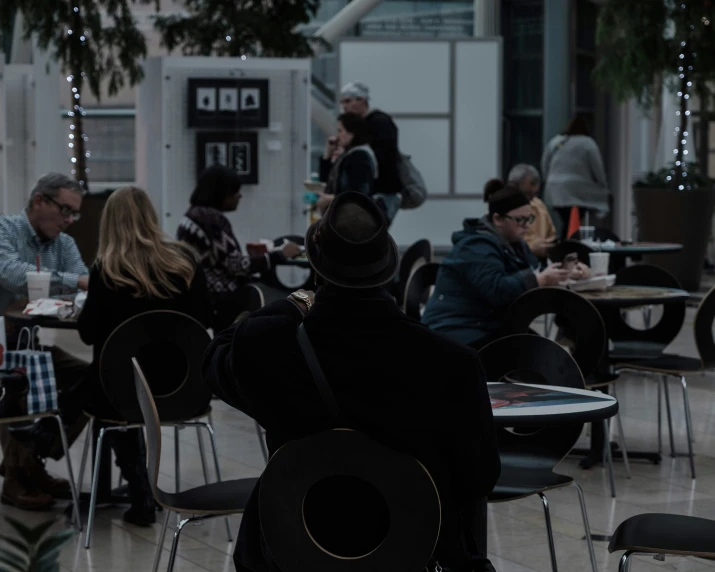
[65,6,90,190]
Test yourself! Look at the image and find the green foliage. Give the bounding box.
[0,0,158,99]
[0,516,74,572]
[634,162,715,189]
[593,0,715,111]
[153,0,322,58]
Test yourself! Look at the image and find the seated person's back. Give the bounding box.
[204,192,500,572]
[77,186,210,527]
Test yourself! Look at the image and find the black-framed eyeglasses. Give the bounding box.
[43,194,81,222]
[502,214,535,227]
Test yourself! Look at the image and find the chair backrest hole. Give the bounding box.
[302,475,390,559]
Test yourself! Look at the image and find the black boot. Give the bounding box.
[109,428,156,527]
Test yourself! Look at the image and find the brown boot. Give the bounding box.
[1,469,55,510]
[26,459,70,497]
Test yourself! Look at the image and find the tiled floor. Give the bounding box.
[3,305,715,572]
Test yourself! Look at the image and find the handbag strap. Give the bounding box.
[297,323,346,424]
[543,135,569,184]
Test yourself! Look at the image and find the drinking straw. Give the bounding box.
[36,255,40,272]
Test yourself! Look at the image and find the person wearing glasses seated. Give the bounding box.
[0,173,89,510]
[422,179,570,350]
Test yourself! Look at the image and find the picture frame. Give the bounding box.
[188,78,269,129]
[196,131,259,185]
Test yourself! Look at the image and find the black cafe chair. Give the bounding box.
[78,311,230,549]
[478,334,599,572]
[613,284,715,479]
[395,239,433,307]
[402,262,440,321]
[504,287,628,488]
[132,359,258,572]
[609,513,715,571]
[269,234,312,290]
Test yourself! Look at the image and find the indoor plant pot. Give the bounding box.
[634,186,715,291]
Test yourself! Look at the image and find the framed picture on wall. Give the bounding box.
[196,131,259,185]
[188,78,269,128]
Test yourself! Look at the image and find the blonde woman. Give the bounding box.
[78,186,210,526]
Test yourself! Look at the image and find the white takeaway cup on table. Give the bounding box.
[26,271,52,301]
[589,252,610,277]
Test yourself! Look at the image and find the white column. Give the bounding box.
[474,0,498,37]
[609,102,633,240]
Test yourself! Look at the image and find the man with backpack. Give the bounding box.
[339,82,405,224]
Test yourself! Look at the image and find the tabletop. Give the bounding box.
[276,257,312,269]
[4,299,79,330]
[583,241,682,255]
[580,285,690,307]
[489,382,618,426]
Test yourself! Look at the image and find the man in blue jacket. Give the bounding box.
[422,182,569,348]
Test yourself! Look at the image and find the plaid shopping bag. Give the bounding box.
[3,327,58,415]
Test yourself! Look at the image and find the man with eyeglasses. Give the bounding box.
[0,172,89,510]
[422,181,569,350]
[507,163,557,261]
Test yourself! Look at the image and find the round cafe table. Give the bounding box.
[582,242,682,272]
[579,285,690,307]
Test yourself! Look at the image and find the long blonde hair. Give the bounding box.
[97,186,197,298]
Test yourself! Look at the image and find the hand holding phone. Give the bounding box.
[562,252,578,272]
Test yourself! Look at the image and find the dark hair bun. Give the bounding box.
[483,178,505,202]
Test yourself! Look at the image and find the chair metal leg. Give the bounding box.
[572,482,598,572]
[53,415,82,531]
[657,379,663,455]
[603,419,616,498]
[85,426,107,549]
[537,493,558,572]
[618,551,633,572]
[166,516,191,572]
[152,510,171,572]
[680,376,696,479]
[255,420,268,464]
[662,376,676,457]
[614,413,631,479]
[196,426,210,484]
[202,422,233,542]
[173,426,180,493]
[610,385,631,479]
[77,417,94,494]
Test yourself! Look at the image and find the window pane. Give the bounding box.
[503,116,543,178]
[502,0,544,112]
[63,115,135,184]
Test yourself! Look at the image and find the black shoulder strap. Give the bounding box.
[297,323,346,424]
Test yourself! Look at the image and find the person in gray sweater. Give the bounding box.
[541,115,610,239]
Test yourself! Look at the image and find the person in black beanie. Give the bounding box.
[422,179,569,349]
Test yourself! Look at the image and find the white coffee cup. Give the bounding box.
[26,271,52,301]
[589,252,610,277]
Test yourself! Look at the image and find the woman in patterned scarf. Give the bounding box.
[177,165,301,332]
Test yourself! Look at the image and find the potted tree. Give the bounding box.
[593,0,715,290]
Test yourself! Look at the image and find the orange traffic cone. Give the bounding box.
[567,206,580,239]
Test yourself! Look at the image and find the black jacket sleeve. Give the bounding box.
[202,299,304,417]
[337,151,376,197]
[187,265,212,328]
[77,264,103,346]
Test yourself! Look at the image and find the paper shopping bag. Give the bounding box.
[3,327,58,414]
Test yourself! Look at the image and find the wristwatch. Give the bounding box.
[290,291,313,313]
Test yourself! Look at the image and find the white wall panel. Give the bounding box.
[395,118,450,195]
[339,41,451,114]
